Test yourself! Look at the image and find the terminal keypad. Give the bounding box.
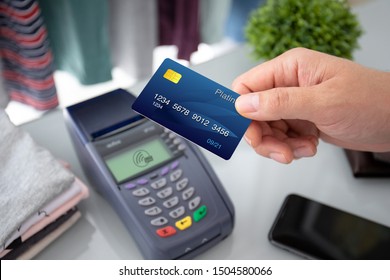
[126,159,207,238]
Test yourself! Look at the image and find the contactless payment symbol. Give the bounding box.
[163,69,182,84]
[133,150,153,167]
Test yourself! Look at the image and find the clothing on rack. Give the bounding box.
[38,0,112,85]
[200,0,231,45]
[109,0,157,80]
[158,0,200,61]
[0,0,58,110]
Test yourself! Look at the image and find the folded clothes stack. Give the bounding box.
[0,109,89,259]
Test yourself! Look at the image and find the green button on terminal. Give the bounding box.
[193,205,207,222]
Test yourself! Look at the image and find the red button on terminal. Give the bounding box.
[156,226,177,238]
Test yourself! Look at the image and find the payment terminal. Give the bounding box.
[63,89,234,259]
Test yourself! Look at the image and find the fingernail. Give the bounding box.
[244,135,252,146]
[235,94,259,113]
[293,146,315,159]
[269,152,288,164]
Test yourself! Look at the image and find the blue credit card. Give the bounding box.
[132,58,250,160]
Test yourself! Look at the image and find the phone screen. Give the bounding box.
[269,194,390,259]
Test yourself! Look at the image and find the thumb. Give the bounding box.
[235,87,316,121]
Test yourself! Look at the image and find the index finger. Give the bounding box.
[232,47,336,95]
[232,49,301,95]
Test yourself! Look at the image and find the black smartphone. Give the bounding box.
[268,194,390,259]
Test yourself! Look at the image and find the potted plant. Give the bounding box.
[244,0,390,177]
[245,0,362,60]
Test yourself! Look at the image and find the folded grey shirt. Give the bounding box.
[0,110,74,247]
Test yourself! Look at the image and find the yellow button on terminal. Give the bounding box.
[175,216,192,230]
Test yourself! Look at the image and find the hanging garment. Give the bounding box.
[38,0,112,85]
[0,60,9,108]
[0,0,58,110]
[158,0,200,61]
[200,0,231,45]
[109,0,157,80]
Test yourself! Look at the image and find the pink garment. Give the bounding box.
[23,178,88,241]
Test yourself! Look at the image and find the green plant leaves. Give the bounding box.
[245,0,363,59]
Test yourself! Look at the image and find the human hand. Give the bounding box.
[233,48,390,163]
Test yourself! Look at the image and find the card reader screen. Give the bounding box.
[105,138,172,182]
